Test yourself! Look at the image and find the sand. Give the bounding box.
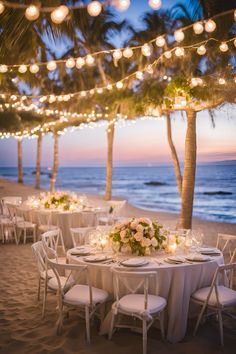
[0,178,236,354]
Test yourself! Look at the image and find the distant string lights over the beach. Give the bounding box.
[0,9,235,78]
[0,1,161,21]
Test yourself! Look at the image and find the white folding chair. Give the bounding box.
[47,258,109,343]
[41,229,66,262]
[13,205,37,244]
[109,268,166,354]
[70,227,96,247]
[192,262,236,346]
[37,209,58,237]
[0,217,18,244]
[216,233,236,261]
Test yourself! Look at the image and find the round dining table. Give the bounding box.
[67,248,223,344]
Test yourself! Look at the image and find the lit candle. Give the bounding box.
[168,242,177,254]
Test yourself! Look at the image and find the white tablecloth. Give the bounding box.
[67,251,223,343]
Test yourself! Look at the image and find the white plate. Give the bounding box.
[71,250,91,256]
[121,258,149,267]
[186,254,212,262]
[83,255,109,263]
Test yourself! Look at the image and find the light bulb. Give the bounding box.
[205,19,216,33]
[219,42,228,52]
[86,55,95,66]
[218,78,226,85]
[148,0,162,10]
[47,60,57,71]
[164,50,172,59]
[0,1,5,14]
[113,49,122,60]
[76,57,85,68]
[146,65,153,74]
[65,58,75,68]
[156,36,165,47]
[136,71,143,80]
[123,47,133,58]
[197,78,203,85]
[116,81,123,89]
[29,64,39,73]
[234,38,236,47]
[0,64,8,73]
[25,5,40,21]
[197,45,206,55]
[141,43,153,57]
[81,91,86,97]
[107,84,113,90]
[174,30,185,42]
[51,5,69,24]
[97,88,103,94]
[234,9,236,21]
[113,0,130,12]
[175,47,184,57]
[193,21,204,34]
[49,95,56,103]
[87,1,102,17]
[18,65,27,73]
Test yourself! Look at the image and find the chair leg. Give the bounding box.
[159,311,165,340]
[37,277,41,301]
[108,311,116,340]
[142,319,147,354]
[85,306,91,344]
[42,280,48,319]
[56,304,64,335]
[99,303,106,322]
[24,228,26,244]
[193,302,207,336]
[218,308,224,347]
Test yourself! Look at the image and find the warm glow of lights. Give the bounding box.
[97,88,103,94]
[86,55,95,66]
[87,1,102,17]
[219,42,229,52]
[205,19,216,32]
[65,58,75,68]
[136,71,143,80]
[0,1,5,14]
[156,36,165,47]
[197,45,206,55]
[46,60,57,71]
[174,29,185,42]
[141,43,153,57]
[218,78,226,85]
[113,0,130,12]
[193,22,204,34]
[18,65,27,73]
[175,47,185,57]
[113,49,122,60]
[0,64,8,73]
[164,50,172,59]
[25,5,40,21]
[107,84,113,90]
[76,57,85,68]
[148,0,162,10]
[234,38,236,47]
[146,64,153,74]
[29,64,39,73]
[116,81,123,89]
[51,5,69,24]
[123,47,133,58]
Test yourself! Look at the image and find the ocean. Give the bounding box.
[0,162,236,224]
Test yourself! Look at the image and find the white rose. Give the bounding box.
[141,237,151,248]
[136,224,144,232]
[130,221,138,230]
[120,230,126,239]
[134,232,143,242]
[138,217,152,225]
[151,237,158,247]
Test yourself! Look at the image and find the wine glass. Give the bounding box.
[192,230,203,252]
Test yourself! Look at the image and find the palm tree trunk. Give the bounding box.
[104,121,115,200]
[17,139,23,184]
[35,133,42,189]
[166,114,182,196]
[97,57,107,85]
[50,132,59,193]
[179,110,197,229]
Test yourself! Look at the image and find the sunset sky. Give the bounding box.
[0,0,235,167]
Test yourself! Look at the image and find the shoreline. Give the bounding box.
[0,177,235,246]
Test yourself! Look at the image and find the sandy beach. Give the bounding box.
[0,178,235,354]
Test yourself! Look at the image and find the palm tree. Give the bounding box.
[50,131,59,193]
[17,138,23,184]
[35,133,42,190]
[105,121,115,200]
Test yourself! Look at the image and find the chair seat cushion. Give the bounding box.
[118,294,166,315]
[48,276,69,291]
[41,269,55,280]
[192,285,236,307]
[16,221,36,228]
[0,218,14,225]
[64,284,109,306]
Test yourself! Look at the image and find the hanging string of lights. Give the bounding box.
[1,36,235,104]
[0,1,162,21]
[0,8,235,76]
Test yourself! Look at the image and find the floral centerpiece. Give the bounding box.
[38,191,80,211]
[109,217,167,256]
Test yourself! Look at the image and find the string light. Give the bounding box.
[219,42,229,52]
[0,64,8,73]
[25,5,40,21]
[197,45,206,55]
[29,64,39,74]
[174,30,185,42]
[87,1,102,17]
[156,36,166,47]
[218,78,226,85]
[18,65,27,73]
[86,55,95,66]
[123,47,133,58]
[164,51,172,59]
[205,19,216,32]
[141,43,153,57]
[0,1,4,14]
[46,60,57,71]
[65,58,75,68]
[149,0,162,10]
[175,47,185,57]
[51,5,69,24]
[76,57,85,69]
[113,49,123,61]
[193,22,204,34]
[116,81,123,89]
[113,0,130,12]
